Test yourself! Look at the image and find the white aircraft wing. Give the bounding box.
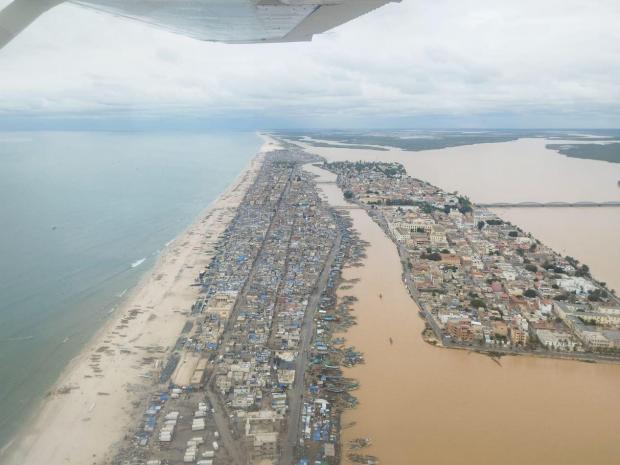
[0,0,399,49]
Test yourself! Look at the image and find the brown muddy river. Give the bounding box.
[305,163,620,465]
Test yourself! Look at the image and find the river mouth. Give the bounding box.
[305,162,620,465]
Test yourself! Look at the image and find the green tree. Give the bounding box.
[576,264,591,277]
[457,195,473,214]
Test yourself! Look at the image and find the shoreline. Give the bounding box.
[0,135,277,465]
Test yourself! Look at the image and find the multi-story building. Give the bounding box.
[244,410,282,464]
[447,318,474,342]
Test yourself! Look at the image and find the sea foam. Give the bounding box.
[131,258,146,269]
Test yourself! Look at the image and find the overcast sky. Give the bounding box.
[1,0,619,129]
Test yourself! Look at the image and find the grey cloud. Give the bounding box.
[0,0,619,127]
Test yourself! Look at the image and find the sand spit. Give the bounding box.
[1,136,277,465]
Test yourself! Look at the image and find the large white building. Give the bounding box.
[555,277,597,295]
[535,329,579,351]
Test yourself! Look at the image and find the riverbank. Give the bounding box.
[0,136,276,465]
[306,161,620,465]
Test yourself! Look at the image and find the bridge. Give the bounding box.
[477,201,620,208]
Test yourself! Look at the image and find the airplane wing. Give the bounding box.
[0,0,399,49]
[0,0,63,49]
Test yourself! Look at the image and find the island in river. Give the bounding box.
[546,142,620,164]
[323,159,620,358]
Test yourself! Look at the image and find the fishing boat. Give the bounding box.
[348,453,379,465]
[349,438,372,450]
[325,385,345,394]
[322,362,339,369]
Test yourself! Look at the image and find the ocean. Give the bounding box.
[0,130,261,449]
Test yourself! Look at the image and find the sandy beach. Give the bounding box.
[0,135,278,465]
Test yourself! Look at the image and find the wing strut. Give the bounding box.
[0,0,64,50]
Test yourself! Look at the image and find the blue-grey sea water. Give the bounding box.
[0,131,260,449]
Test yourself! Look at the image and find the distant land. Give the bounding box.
[547,142,620,164]
[294,140,389,151]
[277,130,526,151]
[276,129,620,164]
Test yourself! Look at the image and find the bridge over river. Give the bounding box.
[478,200,620,208]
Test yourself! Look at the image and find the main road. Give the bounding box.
[204,166,294,465]
[279,222,342,465]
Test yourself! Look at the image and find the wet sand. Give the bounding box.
[0,136,278,465]
[308,164,620,465]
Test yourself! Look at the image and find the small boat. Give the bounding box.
[349,438,372,450]
[348,453,379,465]
[325,385,345,394]
[389,337,393,345]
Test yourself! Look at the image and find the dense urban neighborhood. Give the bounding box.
[112,148,371,465]
[325,160,620,358]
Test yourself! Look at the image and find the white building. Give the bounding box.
[535,329,578,351]
[555,277,597,295]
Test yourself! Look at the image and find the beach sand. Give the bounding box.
[1,135,278,465]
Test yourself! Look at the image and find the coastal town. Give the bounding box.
[4,2,620,464]
[102,146,620,465]
[324,160,620,358]
[111,146,370,465]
